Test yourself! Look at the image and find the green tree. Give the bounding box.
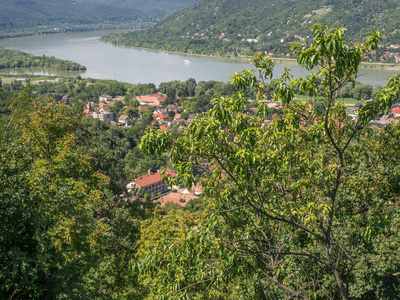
[0,93,112,298]
[167,110,176,119]
[112,100,124,115]
[139,24,400,299]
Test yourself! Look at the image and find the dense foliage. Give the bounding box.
[0,47,86,71]
[102,0,400,57]
[1,21,400,297]
[0,87,160,298]
[140,25,400,299]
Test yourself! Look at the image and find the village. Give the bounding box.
[74,89,400,210]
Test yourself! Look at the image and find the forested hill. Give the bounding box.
[75,0,202,19]
[0,0,151,38]
[101,0,400,57]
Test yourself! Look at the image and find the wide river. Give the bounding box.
[0,30,398,86]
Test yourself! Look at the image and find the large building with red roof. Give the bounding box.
[136,93,167,107]
[126,169,176,196]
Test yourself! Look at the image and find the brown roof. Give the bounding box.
[135,171,162,187]
[155,192,197,207]
[118,115,130,121]
[154,113,169,119]
[137,93,167,103]
[83,109,91,116]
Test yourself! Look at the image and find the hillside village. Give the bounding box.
[72,87,400,209]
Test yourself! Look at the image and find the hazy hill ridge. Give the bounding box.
[0,0,150,38]
[74,0,202,19]
[101,0,400,56]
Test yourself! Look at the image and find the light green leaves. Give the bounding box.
[140,127,173,156]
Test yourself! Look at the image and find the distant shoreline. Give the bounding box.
[3,29,398,71]
[101,39,399,70]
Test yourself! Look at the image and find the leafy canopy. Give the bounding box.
[139,24,400,299]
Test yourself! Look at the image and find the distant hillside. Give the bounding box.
[75,0,202,19]
[0,0,151,38]
[101,0,400,57]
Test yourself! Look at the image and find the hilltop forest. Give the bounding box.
[102,0,400,57]
[75,0,201,20]
[0,0,203,39]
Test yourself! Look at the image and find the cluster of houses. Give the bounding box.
[126,169,202,208]
[82,92,196,132]
[353,102,400,124]
[380,50,400,63]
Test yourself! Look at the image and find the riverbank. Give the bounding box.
[100,39,399,70]
[1,30,396,86]
[0,23,149,40]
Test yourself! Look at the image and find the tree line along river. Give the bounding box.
[0,30,398,86]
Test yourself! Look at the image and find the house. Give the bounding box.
[391,104,400,115]
[100,106,110,113]
[126,169,176,197]
[380,117,399,123]
[126,170,167,196]
[83,109,92,117]
[137,106,148,111]
[166,104,178,111]
[155,192,197,207]
[99,112,114,122]
[118,115,131,127]
[92,110,114,122]
[99,94,113,102]
[153,113,169,120]
[136,93,167,107]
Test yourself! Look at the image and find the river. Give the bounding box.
[0,30,398,86]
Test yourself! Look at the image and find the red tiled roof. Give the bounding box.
[135,171,162,187]
[154,113,169,119]
[137,93,167,103]
[83,109,91,116]
[155,192,197,207]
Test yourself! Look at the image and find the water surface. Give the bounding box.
[0,31,398,86]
